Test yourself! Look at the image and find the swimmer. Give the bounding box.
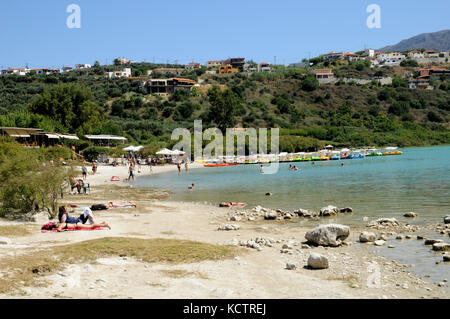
[188,183,194,190]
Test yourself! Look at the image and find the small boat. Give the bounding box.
[382,151,403,156]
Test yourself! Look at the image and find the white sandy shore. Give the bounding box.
[80,161,204,187]
[0,162,449,299]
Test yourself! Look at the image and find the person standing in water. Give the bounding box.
[177,162,181,174]
[185,161,189,172]
[128,164,135,181]
[260,165,265,174]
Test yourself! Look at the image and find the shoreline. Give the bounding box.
[0,163,448,298]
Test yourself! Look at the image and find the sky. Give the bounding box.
[0,0,449,69]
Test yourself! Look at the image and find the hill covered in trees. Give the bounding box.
[0,62,449,154]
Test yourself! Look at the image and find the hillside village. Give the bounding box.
[2,48,450,92]
[0,47,449,155]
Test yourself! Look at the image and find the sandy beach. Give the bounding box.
[0,162,448,299]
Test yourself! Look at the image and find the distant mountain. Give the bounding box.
[379,30,450,52]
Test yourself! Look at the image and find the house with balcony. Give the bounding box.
[223,58,245,70]
[343,52,360,62]
[376,52,406,64]
[185,62,201,71]
[219,65,238,74]
[322,52,343,62]
[147,77,196,96]
[312,69,334,83]
[207,60,224,69]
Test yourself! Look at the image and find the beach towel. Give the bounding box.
[41,226,103,233]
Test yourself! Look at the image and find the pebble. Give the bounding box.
[388,245,395,248]
[374,240,386,246]
[286,263,296,270]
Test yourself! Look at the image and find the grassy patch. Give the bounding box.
[0,237,240,294]
[0,225,37,237]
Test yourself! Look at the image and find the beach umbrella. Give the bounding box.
[123,145,143,152]
[325,145,334,149]
[171,149,186,155]
[156,148,174,155]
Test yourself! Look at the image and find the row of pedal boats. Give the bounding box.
[201,149,403,167]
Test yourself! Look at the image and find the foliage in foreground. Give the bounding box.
[0,138,73,217]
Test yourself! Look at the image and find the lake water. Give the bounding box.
[135,146,450,227]
[134,146,450,286]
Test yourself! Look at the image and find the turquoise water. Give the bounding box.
[134,146,450,226]
[134,146,450,284]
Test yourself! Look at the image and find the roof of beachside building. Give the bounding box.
[424,50,437,53]
[85,134,127,141]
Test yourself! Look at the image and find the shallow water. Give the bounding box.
[134,146,450,285]
[135,146,450,227]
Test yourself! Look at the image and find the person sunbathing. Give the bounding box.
[69,202,137,210]
[90,202,137,210]
[219,202,247,208]
[57,206,111,231]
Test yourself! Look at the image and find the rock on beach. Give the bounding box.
[305,224,350,247]
[307,253,329,269]
[359,232,376,243]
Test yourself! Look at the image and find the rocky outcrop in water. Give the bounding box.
[366,218,419,232]
[227,205,354,222]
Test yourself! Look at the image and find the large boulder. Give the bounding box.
[305,224,350,247]
[307,253,329,269]
[403,212,418,218]
[319,205,339,217]
[359,232,376,243]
